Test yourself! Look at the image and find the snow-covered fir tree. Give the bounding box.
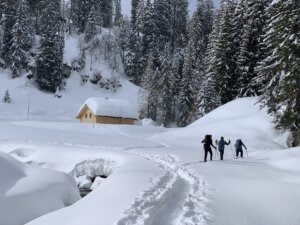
[9,0,31,78]
[177,0,214,126]
[159,46,173,127]
[99,0,113,28]
[177,40,199,127]
[35,0,64,92]
[236,0,270,97]
[141,51,159,120]
[85,3,97,42]
[70,0,90,33]
[113,0,123,27]
[140,0,155,72]
[198,17,222,116]
[256,0,300,146]
[209,0,237,104]
[170,0,189,52]
[153,0,172,52]
[124,28,142,85]
[1,0,17,66]
[131,0,141,32]
[2,90,11,103]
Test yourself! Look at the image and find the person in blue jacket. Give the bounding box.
[217,137,231,160]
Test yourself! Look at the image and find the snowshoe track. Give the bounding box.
[115,149,209,225]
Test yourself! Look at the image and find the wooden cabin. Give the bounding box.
[76,97,138,125]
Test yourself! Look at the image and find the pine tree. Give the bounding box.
[159,46,173,127]
[211,0,237,104]
[35,0,64,93]
[70,0,90,33]
[85,3,97,42]
[1,0,17,66]
[153,0,172,52]
[198,17,222,116]
[124,28,142,85]
[236,0,270,97]
[118,18,131,62]
[10,0,31,78]
[131,0,140,31]
[99,0,113,28]
[171,0,188,52]
[256,0,300,146]
[113,0,123,27]
[177,40,199,127]
[140,0,155,72]
[2,90,11,103]
[177,0,214,125]
[141,51,158,120]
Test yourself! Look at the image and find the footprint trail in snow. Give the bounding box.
[116,148,209,225]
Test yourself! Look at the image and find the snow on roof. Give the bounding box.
[77,97,138,119]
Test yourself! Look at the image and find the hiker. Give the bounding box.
[218,137,231,160]
[235,139,247,158]
[202,135,216,162]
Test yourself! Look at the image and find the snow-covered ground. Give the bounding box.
[0,152,80,225]
[0,97,299,225]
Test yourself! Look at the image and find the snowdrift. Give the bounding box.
[153,97,284,150]
[0,152,80,225]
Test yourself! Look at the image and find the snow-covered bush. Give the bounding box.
[90,72,103,84]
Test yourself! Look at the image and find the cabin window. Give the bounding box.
[85,113,87,119]
[90,113,92,118]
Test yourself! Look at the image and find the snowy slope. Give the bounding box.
[0,32,139,121]
[0,67,138,121]
[0,152,80,225]
[152,97,285,151]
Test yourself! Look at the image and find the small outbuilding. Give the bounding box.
[76,97,138,125]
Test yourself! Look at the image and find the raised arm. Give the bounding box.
[241,141,247,149]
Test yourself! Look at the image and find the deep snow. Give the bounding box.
[0,152,80,225]
[0,97,299,225]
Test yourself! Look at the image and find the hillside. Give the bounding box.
[152,97,286,150]
[0,33,139,121]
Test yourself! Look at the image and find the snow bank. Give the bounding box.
[78,97,138,119]
[256,147,300,174]
[0,152,80,225]
[70,159,117,179]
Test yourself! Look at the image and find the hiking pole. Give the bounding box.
[229,143,235,160]
[245,147,249,157]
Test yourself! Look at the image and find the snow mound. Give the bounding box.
[9,148,36,158]
[70,159,117,178]
[141,118,159,127]
[153,97,283,150]
[78,97,138,119]
[0,152,80,225]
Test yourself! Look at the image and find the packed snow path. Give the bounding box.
[116,149,208,225]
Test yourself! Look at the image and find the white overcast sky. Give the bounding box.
[121,0,221,16]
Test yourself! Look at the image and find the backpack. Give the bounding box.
[235,139,242,149]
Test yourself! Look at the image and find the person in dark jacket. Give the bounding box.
[217,137,231,160]
[202,135,216,162]
[235,139,247,158]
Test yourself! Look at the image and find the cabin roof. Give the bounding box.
[76,97,138,119]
